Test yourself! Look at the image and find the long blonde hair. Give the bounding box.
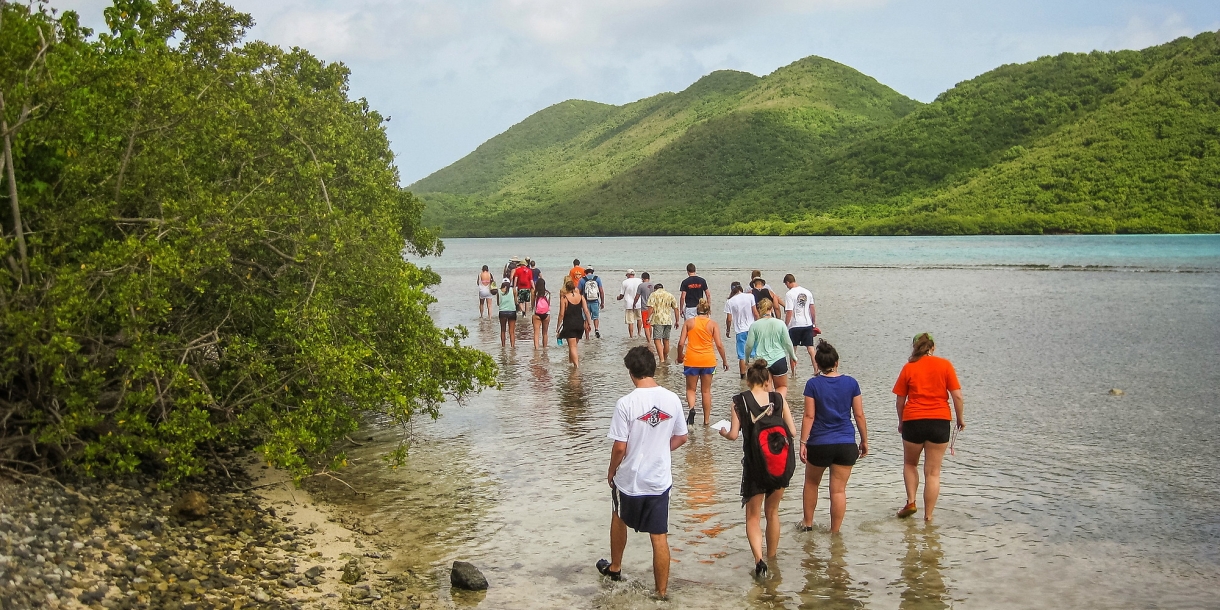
[561,276,576,296]
[696,298,711,315]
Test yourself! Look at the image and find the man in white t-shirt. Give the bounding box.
[782,273,818,366]
[597,346,688,598]
[723,281,757,379]
[618,269,644,338]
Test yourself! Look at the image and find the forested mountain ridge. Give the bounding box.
[416,31,1220,236]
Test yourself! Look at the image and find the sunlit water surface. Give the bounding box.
[330,236,1220,609]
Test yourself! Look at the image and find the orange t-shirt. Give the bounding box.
[892,355,960,421]
[568,266,585,284]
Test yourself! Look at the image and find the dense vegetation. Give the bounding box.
[417,32,1220,236]
[0,0,495,483]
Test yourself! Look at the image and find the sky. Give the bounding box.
[55,1,1220,185]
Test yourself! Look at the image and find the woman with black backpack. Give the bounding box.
[718,359,798,578]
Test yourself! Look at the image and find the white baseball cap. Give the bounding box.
[626,269,635,275]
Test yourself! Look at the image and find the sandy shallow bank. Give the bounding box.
[0,457,453,610]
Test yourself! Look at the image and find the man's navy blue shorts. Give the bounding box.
[613,487,670,535]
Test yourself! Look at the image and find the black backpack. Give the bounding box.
[734,391,795,489]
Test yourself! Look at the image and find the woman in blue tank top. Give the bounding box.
[798,339,869,533]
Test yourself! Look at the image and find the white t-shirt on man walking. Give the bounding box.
[784,286,815,328]
[608,386,688,496]
[724,292,756,335]
[620,277,643,311]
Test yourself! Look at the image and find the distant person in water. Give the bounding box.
[676,299,728,425]
[783,274,818,367]
[477,265,494,318]
[635,272,656,345]
[745,299,797,395]
[532,275,551,349]
[512,257,535,315]
[619,269,644,338]
[597,346,689,599]
[724,281,757,378]
[580,268,605,339]
[679,264,708,321]
[556,277,592,366]
[497,278,517,347]
[646,283,680,362]
[719,359,797,578]
[893,333,965,522]
[568,259,585,285]
[799,339,868,533]
[749,271,783,319]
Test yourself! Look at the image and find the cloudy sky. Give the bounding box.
[57,0,1220,184]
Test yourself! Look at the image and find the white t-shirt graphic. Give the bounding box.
[724,292,756,335]
[620,277,643,311]
[608,386,688,496]
[784,286,815,328]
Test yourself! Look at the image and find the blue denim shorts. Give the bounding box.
[735,332,749,360]
[683,366,716,376]
[588,301,601,320]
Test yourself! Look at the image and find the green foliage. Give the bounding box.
[0,0,495,483]
[419,32,1220,236]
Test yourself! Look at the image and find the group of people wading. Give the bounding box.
[476,258,966,599]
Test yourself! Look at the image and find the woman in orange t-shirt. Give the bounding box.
[892,333,964,522]
[677,298,728,426]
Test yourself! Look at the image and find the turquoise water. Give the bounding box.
[342,235,1220,609]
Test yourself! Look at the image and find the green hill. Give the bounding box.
[415,31,1220,236]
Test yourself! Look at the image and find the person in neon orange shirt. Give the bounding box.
[568,259,585,285]
[892,333,964,522]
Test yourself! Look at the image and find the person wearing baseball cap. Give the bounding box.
[892,332,965,522]
[619,269,644,339]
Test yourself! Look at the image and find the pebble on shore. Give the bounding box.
[0,458,447,610]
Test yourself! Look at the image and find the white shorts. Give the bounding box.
[625,309,641,324]
[479,285,492,299]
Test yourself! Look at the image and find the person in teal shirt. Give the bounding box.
[497,278,518,347]
[745,298,797,394]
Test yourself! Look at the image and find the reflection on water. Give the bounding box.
[800,536,866,609]
[895,524,949,610]
[326,236,1220,609]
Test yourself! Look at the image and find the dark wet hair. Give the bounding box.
[783,273,796,284]
[573,258,580,265]
[624,346,657,379]
[686,263,696,273]
[534,277,546,299]
[482,265,489,271]
[814,339,838,373]
[729,281,743,296]
[641,272,650,280]
[910,333,935,363]
[745,359,771,388]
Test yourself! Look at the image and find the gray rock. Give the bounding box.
[305,565,325,579]
[450,561,488,591]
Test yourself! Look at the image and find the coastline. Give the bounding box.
[0,457,449,610]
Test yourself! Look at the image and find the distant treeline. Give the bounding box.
[416,31,1220,236]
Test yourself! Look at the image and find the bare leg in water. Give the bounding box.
[903,440,948,521]
[698,373,713,425]
[744,489,786,562]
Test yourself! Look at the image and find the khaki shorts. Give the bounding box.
[624,309,641,324]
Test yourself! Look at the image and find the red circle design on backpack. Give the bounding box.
[757,426,790,476]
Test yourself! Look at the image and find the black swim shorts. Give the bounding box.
[768,357,789,377]
[805,443,859,467]
[901,419,951,444]
[613,487,670,535]
[789,326,815,347]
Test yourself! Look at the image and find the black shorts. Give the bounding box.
[768,357,788,377]
[789,326,815,347]
[498,311,516,321]
[805,443,859,467]
[535,313,549,324]
[613,487,670,535]
[901,419,951,444]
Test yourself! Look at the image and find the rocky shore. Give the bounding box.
[0,458,452,610]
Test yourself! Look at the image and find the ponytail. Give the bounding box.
[814,338,839,373]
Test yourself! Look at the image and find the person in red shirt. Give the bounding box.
[892,333,965,522]
[512,261,534,315]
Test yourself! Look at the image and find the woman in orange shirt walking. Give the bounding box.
[892,333,965,522]
[677,299,728,425]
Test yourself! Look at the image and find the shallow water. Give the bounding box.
[338,236,1220,608]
